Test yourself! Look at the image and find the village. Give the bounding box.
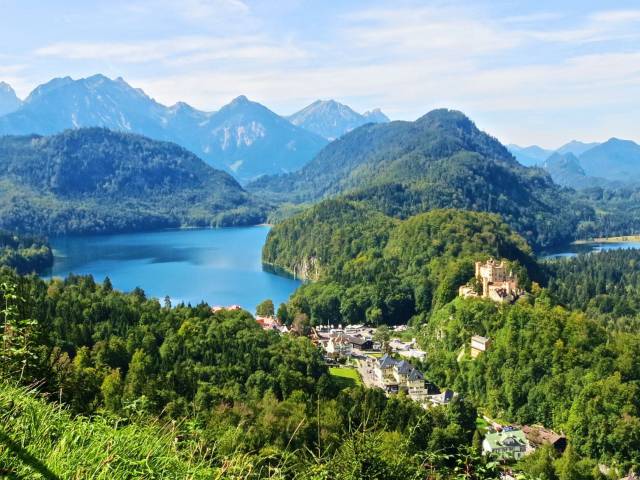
[214,258,565,463]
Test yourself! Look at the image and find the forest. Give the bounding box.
[0,229,52,274]
[264,199,538,326]
[0,128,266,235]
[0,268,485,479]
[2,210,640,476]
[262,200,640,475]
[250,109,594,250]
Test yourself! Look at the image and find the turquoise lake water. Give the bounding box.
[47,226,301,312]
[543,240,640,259]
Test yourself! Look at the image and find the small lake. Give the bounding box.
[46,226,301,312]
[543,240,640,259]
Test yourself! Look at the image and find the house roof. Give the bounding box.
[396,360,414,375]
[330,332,350,345]
[484,429,527,450]
[347,335,371,346]
[521,426,566,447]
[378,354,398,369]
[408,369,424,381]
[471,335,490,344]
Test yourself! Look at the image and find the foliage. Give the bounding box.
[0,268,489,479]
[257,299,275,317]
[0,229,53,273]
[546,249,640,320]
[251,109,593,250]
[264,200,537,325]
[0,381,215,479]
[420,296,640,467]
[0,128,266,235]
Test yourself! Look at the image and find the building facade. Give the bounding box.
[459,258,522,303]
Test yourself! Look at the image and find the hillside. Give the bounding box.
[0,75,327,182]
[579,138,640,182]
[543,152,615,189]
[0,128,265,235]
[197,95,328,181]
[287,99,389,140]
[264,199,537,325]
[0,382,215,478]
[251,109,591,249]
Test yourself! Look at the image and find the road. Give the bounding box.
[355,357,382,389]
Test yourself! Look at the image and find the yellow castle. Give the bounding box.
[459,259,522,303]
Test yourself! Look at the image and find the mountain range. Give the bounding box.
[0,82,22,116]
[509,138,640,188]
[0,75,331,182]
[250,109,590,249]
[0,75,392,183]
[287,99,389,140]
[0,128,264,235]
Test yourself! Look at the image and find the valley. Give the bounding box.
[2,73,640,480]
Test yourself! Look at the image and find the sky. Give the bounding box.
[1,0,639,148]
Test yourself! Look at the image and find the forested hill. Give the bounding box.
[263,199,538,325]
[249,109,592,250]
[0,128,266,235]
[0,230,52,274]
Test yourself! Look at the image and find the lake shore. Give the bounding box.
[573,235,640,245]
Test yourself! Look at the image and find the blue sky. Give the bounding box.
[1,0,639,147]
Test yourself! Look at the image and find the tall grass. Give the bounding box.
[0,382,215,479]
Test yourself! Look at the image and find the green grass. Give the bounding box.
[0,382,216,479]
[329,367,362,389]
[475,417,490,433]
[573,235,640,244]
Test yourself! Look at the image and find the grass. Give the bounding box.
[0,381,216,479]
[329,367,363,389]
[573,235,640,244]
[475,417,490,433]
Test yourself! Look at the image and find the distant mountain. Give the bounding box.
[362,108,390,123]
[507,144,553,166]
[543,152,607,189]
[250,109,591,249]
[556,140,599,157]
[0,128,265,235]
[198,95,328,180]
[579,138,640,182]
[287,99,389,140]
[0,82,22,116]
[0,75,327,182]
[543,151,619,190]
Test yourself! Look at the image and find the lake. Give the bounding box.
[46,226,301,312]
[543,240,640,259]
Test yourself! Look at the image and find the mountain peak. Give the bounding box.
[0,81,23,116]
[288,99,389,140]
[362,108,389,123]
[0,81,15,93]
[556,140,600,157]
[230,95,250,105]
[25,76,74,103]
[416,109,477,134]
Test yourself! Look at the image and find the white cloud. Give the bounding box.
[590,9,640,23]
[34,35,307,66]
[178,0,249,19]
[343,6,521,57]
[8,1,640,145]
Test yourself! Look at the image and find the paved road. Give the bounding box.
[356,357,382,389]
